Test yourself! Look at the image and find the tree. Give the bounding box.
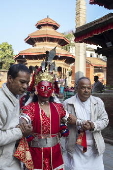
[0,42,15,69]
[62,32,75,52]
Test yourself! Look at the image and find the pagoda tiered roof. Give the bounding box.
[15,17,75,64]
[35,17,60,30]
[25,26,69,46]
[15,42,75,64]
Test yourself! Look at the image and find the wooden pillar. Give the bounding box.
[106,56,113,86]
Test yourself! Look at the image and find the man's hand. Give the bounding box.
[67,114,77,124]
[17,123,33,137]
[82,121,91,131]
[82,121,95,131]
[88,121,95,131]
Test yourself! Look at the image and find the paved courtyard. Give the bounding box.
[104,143,113,170]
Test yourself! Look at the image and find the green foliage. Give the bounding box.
[0,42,15,69]
[62,32,75,52]
[65,33,74,40]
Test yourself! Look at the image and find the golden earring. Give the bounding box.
[34,88,38,95]
[52,90,55,97]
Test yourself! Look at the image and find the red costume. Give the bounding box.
[15,70,69,170]
[20,101,67,170]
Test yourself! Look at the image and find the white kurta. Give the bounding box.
[64,96,104,170]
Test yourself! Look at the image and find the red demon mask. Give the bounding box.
[36,81,53,97]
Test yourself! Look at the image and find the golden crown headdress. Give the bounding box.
[35,70,54,85]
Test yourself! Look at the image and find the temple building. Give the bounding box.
[14,17,75,86]
[66,32,106,85]
[70,56,106,85]
[74,13,113,86]
[74,0,113,128]
[14,15,107,87]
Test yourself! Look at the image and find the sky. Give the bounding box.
[0,0,112,54]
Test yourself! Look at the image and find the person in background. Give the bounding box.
[63,77,109,170]
[0,64,33,170]
[15,70,69,170]
[92,76,104,93]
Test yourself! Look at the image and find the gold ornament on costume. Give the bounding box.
[35,70,54,85]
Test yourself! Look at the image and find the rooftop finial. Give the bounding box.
[47,15,49,18]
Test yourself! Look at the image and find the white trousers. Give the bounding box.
[63,144,104,170]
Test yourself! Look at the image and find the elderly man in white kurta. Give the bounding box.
[63,77,109,170]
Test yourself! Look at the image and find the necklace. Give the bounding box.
[39,101,49,106]
[39,101,50,118]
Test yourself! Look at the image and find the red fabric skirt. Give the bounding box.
[30,143,64,170]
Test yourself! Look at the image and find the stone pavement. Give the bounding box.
[104,143,113,170]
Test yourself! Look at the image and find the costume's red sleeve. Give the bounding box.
[54,103,69,137]
[55,103,66,118]
[21,103,35,142]
[21,102,35,121]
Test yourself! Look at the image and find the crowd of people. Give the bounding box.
[0,63,109,170]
